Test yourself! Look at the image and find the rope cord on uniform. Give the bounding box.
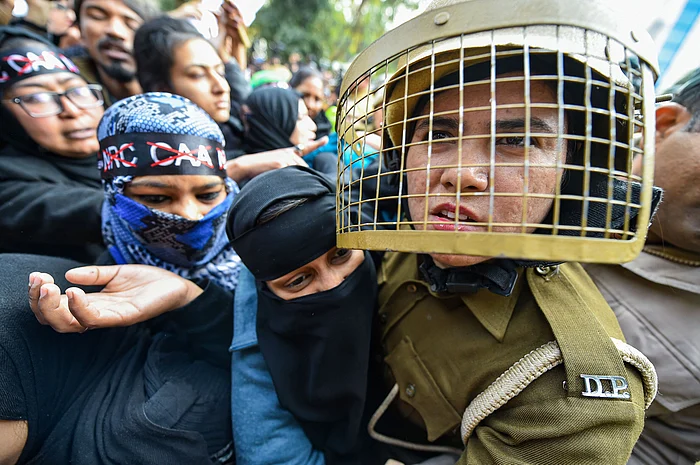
[367,384,464,456]
[459,337,658,444]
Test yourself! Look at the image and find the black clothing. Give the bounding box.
[222,59,251,160]
[0,253,234,464]
[7,18,58,45]
[313,110,332,139]
[228,165,336,281]
[227,165,375,464]
[0,145,104,262]
[243,86,301,154]
[256,255,377,464]
[220,117,246,160]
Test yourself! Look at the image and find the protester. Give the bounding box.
[69,0,159,105]
[134,17,237,153]
[48,0,81,49]
[242,86,337,176]
[228,166,376,464]
[585,68,700,465]
[1,93,241,464]
[132,16,326,185]
[24,166,378,465]
[0,27,105,262]
[289,67,331,139]
[289,67,339,175]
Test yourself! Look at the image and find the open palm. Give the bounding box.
[28,265,202,333]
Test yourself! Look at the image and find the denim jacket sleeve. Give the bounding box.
[230,266,325,465]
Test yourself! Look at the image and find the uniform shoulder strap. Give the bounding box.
[526,263,628,396]
[459,337,658,444]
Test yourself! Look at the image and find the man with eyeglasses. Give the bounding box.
[67,0,158,106]
[0,27,106,262]
[585,68,700,465]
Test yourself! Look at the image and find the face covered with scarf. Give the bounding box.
[242,86,317,153]
[98,92,241,291]
[228,165,376,461]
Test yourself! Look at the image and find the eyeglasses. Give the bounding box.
[3,84,104,118]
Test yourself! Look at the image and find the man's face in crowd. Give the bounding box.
[406,72,567,268]
[79,0,143,82]
[638,102,700,253]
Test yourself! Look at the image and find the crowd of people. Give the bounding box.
[0,0,698,464]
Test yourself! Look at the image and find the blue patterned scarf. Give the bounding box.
[102,176,241,291]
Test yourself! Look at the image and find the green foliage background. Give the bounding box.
[250,0,420,63]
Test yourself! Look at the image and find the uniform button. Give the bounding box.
[407,284,417,293]
[405,384,416,398]
[535,265,559,281]
[379,313,388,324]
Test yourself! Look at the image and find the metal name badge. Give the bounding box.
[580,374,630,400]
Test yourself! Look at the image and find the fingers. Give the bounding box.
[302,136,330,155]
[29,272,54,324]
[64,287,102,329]
[36,283,86,333]
[65,265,122,286]
[291,154,309,167]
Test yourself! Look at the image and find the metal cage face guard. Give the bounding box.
[336,0,659,264]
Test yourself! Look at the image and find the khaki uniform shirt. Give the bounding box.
[377,253,648,465]
[586,246,700,465]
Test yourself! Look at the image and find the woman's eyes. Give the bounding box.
[196,191,223,202]
[22,93,52,104]
[284,273,312,290]
[418,130,452,142]
[330,248,352,265]
[495,136,536,148]
[135,195,169,204]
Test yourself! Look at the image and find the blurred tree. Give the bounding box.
[250,0,419,64]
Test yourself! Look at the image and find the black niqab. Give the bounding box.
[227,166,376,463]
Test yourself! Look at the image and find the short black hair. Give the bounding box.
[668,67,700,132]
[289,66,323,89]
[74,0,160,23]
[133,16,204,92]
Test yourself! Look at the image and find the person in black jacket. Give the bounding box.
[0,27,106,262]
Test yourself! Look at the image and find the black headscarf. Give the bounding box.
[243,86,301,153]
[227,166,376,464]
[0,27,84,155]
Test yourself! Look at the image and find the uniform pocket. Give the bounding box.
[385,335,462,441]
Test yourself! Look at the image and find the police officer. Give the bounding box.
[335,0,661,463]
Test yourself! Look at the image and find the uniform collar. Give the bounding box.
[622,245,700,294]
[382,252,523,342]
[414,255,523,342]
[457,274,522,342]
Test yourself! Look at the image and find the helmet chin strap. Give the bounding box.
[419,254,563,297]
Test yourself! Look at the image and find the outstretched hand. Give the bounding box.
[28,265,203,333]
[225,136,329,182]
